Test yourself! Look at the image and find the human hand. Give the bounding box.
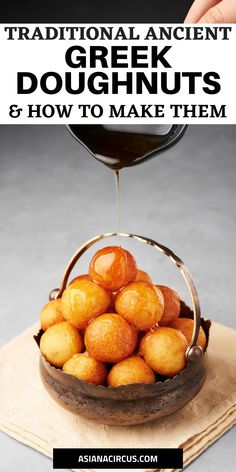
[185,0,236,23]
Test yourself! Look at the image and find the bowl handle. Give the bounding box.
[49,232,203,362]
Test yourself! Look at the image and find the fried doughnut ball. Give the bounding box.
[89,246,137,291]
[156,285,181,326]
[107,355,156,387]
[40,299,64,331]
[62,352,107,386]
[40,321,83,368]
[61,279,111,330]
[140,327,187,377]
[69,274,90,285]
[115,282,164,330]
[84,313,137,363]
[135,269,152,284]
[169,318,207,350]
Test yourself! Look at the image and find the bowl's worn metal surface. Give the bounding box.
[34,306,211,426]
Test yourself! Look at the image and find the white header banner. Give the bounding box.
[0,24,235,124]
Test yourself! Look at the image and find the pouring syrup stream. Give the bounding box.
[114,170,121,246]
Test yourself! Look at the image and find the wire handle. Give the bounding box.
[50,232,203,362]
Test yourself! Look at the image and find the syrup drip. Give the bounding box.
[114,170,121,246]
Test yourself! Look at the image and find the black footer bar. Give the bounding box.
[53,447,183,469]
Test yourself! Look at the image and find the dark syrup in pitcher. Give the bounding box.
[67,124,188,243]
[67,124,188,171]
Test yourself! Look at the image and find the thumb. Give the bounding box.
[198,0,236,22]
[184,0,221,23]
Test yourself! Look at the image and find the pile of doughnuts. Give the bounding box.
[39,246,206,387]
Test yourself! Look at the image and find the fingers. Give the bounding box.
[198,0,236,22]
[185,0,221,23]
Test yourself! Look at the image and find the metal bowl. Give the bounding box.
[34,233,211,425]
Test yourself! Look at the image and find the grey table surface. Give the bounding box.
[0,124,235,471]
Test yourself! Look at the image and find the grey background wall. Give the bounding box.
[0,124,235,470]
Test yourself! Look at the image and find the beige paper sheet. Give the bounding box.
[0,321,235,472]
